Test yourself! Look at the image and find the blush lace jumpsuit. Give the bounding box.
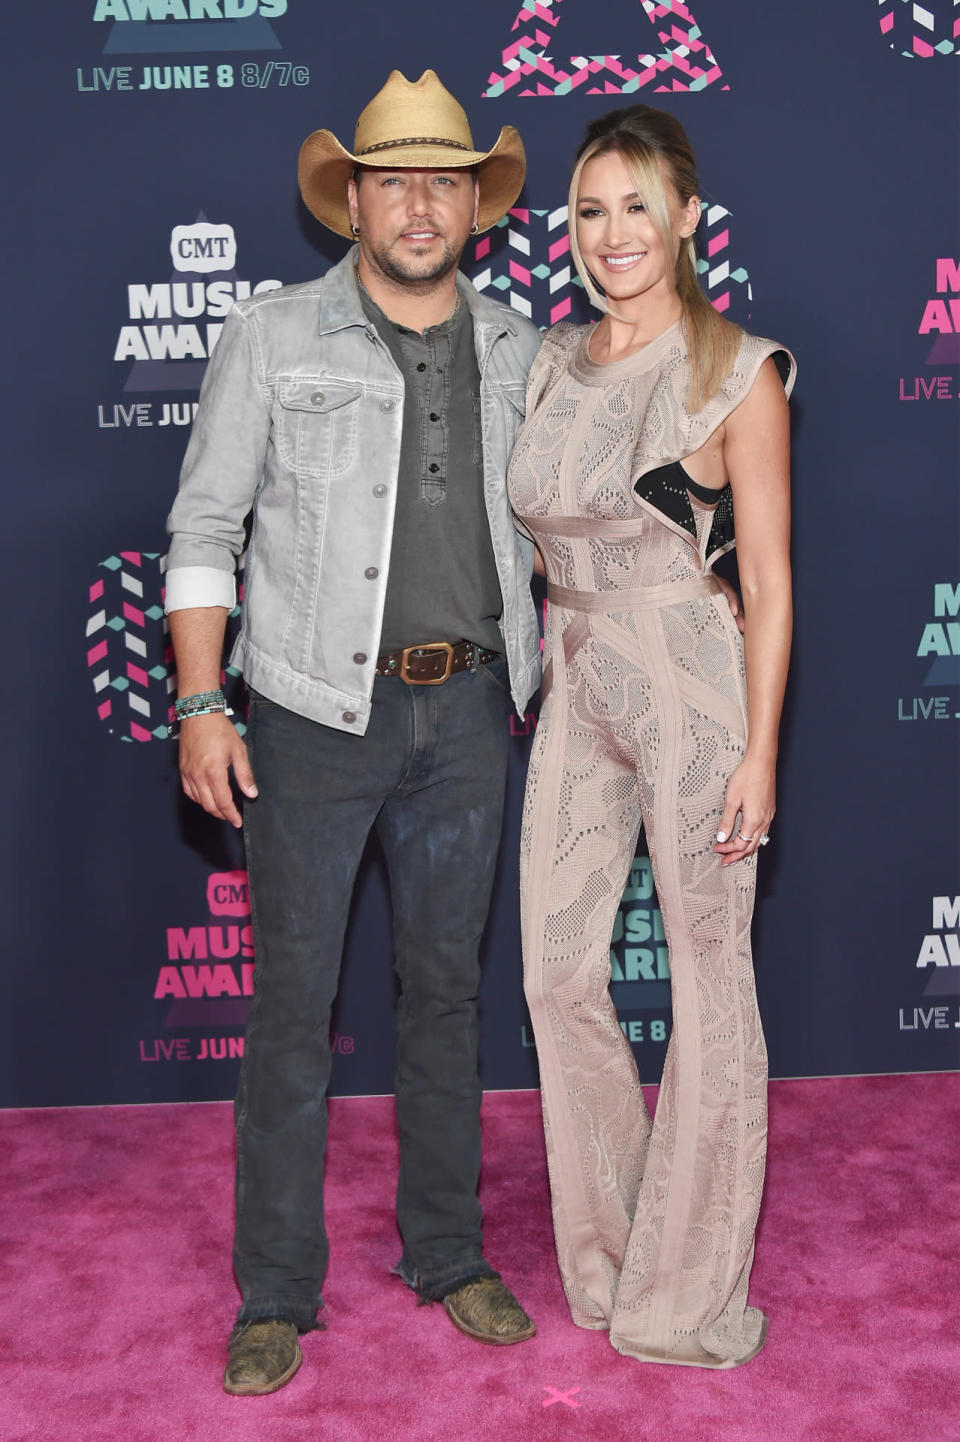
[507,320,795,1367]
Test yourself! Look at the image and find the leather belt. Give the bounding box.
[375,640,499,685]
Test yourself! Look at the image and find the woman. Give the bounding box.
[508,105,795,1368]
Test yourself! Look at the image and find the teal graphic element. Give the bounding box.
[103,18,281,53]
[923,658,960,686]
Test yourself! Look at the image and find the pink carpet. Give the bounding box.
[2,1074,958,1442]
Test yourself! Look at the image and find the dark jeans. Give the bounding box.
[233,657,510,1331]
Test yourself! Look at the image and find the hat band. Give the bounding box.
[356,136,473,157]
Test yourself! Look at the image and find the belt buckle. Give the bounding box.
[399,641,454,685]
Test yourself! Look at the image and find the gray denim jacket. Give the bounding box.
[165,250,542,734]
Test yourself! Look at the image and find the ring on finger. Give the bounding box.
[759,834,771,845]
[737,833,755,843]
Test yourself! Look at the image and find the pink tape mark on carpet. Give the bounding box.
[543,1384,581,1408]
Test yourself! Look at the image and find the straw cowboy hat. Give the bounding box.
[298,69,526,238]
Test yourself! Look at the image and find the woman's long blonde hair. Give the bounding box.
[568,105,740,412]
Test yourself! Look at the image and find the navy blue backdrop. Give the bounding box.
[3,0,958,1107]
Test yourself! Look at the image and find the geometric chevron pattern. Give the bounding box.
[469,208,590,328]
[467,199,752,329]
[87,551,244,742]
[696,202,752,317]
[86,552,172,743]
[879,0,959,56]
[483,0,726,97]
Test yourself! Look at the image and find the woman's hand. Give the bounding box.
[713,754,775,866]
[713,572,745,635]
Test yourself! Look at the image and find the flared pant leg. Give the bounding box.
[522,603,768,1366]
[607,610,768,1367]
[520,631,654,1328]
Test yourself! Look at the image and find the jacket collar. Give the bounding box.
[316,245,519,342]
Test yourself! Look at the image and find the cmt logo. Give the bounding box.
[171,222,236,274]
[94,1,287,19]
[112,216,280,375]
[207,870,250,916]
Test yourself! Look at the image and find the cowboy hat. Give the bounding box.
[298,69,526,238]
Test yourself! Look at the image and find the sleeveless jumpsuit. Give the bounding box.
[507,319,795,1367]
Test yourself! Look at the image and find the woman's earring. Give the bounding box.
[351,224,360,237]
[470,222,480,235]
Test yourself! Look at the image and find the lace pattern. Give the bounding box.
[509,322,792,1367]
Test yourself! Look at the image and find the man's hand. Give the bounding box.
[178,712,258,829]
[714,573,745,635]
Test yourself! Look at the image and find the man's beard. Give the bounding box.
[365,234,464,292]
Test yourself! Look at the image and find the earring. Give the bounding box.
[351,224,360,237]
[470,222,479,235]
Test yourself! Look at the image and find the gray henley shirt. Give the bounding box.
[359,285,504,656]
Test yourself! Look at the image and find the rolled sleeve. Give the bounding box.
[163,564,236,614]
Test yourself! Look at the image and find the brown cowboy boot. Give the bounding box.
[223,1319,302,1395]
[442,1277,536,1345]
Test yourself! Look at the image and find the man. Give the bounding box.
[165,69,542,1394]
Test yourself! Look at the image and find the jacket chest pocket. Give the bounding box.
[276,380,362,479]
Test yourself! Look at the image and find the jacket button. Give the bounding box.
[364,566,379,579]
[380,398,396,412]
[310,391,325,406]
[353,652,367,665]
[373,484,387,497]
[342,711,357,724]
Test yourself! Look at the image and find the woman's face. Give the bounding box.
[575,149,699,310]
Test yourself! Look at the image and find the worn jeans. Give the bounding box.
[233,656,511,1330]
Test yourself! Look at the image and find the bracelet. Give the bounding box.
[167,699,234,739]
[175,689,226,720]
[177,705,234,719]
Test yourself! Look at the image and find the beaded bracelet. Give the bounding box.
[174,689,228,721]
[168,691,234,739]
[176,705,234,719]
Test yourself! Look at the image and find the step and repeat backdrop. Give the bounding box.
[3,1,958,1107]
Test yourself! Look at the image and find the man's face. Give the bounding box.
[347,167,480,289]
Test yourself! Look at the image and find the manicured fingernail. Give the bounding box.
[716,831,727,843]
